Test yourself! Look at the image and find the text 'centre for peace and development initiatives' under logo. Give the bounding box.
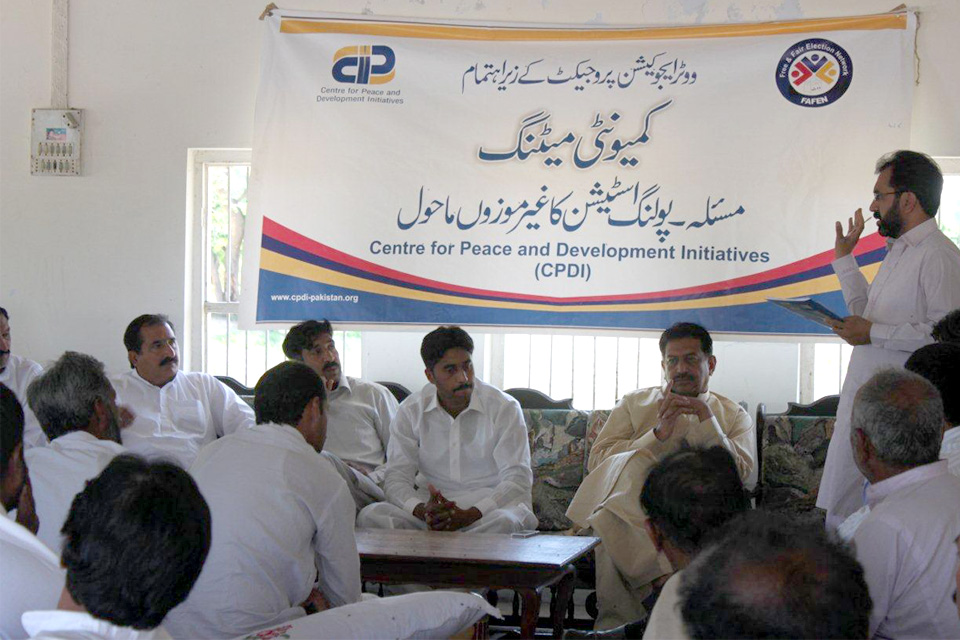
[332,45,396,84]
[776,38,852,107]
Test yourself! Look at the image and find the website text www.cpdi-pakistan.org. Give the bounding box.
[270,293,360,304]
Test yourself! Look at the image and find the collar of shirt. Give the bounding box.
[48,430,123,452]
[890,215,939,249]
[128,368,179,392]
[22,610,171,640]
[249,421,315,456]
[865,459,950,508]
[423,382,487,419]
[330,374,352,398]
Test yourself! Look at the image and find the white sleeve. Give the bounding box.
[312,468,362,607]
[832,253,870,316]
[473,399,533,516]
[382,405,423,513]
[368,385,400,484]
[206,375,256,437]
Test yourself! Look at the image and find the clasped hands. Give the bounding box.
[413,484,482,531]
[830,208,872,345]
[653,380,713,441]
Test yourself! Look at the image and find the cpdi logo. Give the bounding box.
[332,45,396,85]
[776,38,852,107]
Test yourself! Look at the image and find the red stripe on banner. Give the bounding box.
[262,217,885,303]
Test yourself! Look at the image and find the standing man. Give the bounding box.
[566,322,754,630]
[112,314,255,469]
[819,151,960,528]
[283,319,398,483]
[0,307,45,449]
[357,326,537,534]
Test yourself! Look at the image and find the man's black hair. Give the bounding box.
[679,511,871,639]
[932,308,960,344]
[420,326,474,370]
[905,342,960,426]
[281,319,334,360]
[659,322,713,357]
[60,454,211,630]
[254,361,326,427]
[0,383,24,476]
[123,314,174,368]
[876,150,943,217]
[640,447,748,555]
[0,307,8,320]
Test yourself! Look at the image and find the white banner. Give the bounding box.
[242,9,915,335]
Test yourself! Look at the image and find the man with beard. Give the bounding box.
[112,314,255,469]
[0,306,46,448]
[24,352,126,552]
[283,320,398,484]
[566,322,754,630]
[357,326,537,534]
[818,150,960,529]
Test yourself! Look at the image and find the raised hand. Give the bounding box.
[835,208,865,258]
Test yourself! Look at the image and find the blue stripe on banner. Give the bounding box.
[256,269,848,334]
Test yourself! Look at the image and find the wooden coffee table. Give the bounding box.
[356,529,599,638]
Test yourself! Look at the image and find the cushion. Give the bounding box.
[234,592,499,640]
[526,408,589,531]
[760,415,833,519]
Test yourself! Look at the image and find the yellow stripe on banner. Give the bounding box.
[262,250,881,312]
[279,13,906,41]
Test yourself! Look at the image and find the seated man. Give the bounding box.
[21,455,211,640]
[905,342,960,476]
[283,319,398,483]
[566,322,754,629]
[679,511,871,639]
[0,306,45,448]
[0,384,64,640]
[24,352,126,552]
[164,361,360,640]
[838,369,960,638]
[357,326,537,534]
[112,313,255,469]
[639,447,749,640]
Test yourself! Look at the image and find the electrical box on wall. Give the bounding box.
[31,108,83,176]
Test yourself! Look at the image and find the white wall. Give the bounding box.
[3,0,959,411]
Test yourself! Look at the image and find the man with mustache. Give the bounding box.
[112,314,255,469]
[283,320,398,484]
[0,306,46,449]
[565,322,754,631]
[357,326,537,534]
[819,150,960,530]
[23,351,126,552]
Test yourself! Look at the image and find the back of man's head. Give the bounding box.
[0,383,24,478]
[932,308,960,344]
[905,342,960,427]
[876,150,943,217]
[61,454,211,630]
[26,351,115,441]
[658,322,712,357]
[420,326,474,370]
[640,447,748,557]
[680,511,871,639]
[254,360,326,426]
[852,368,943,468]
[281,319,333,359]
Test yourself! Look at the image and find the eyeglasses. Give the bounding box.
[872,190,904,202]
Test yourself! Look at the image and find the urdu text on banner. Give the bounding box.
[241,9,916,335]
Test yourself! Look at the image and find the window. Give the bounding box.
[188,149,361,386]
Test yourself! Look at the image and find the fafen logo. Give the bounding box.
[332,45,396,85]
[775,38,852,107]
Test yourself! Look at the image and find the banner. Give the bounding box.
[242,9,915,335]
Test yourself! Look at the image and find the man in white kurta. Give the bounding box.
[113,314,255,469]
[0,384,64,640]
[819,151,960,527]
[0,308,45,449]
[282,320,398,483]
[837,369,960,639]
[163,361,360,640]
[357,327,536,534]
[566,323,754,629]
[23,352,126,553]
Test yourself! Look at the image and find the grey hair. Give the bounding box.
[851,368,943,467]
[27,351,114,441]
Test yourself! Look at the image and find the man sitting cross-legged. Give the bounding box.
[24,351,126,553]
[566,322,754,629]
[357,326,537,533]
[21,455,211,640]
[837,368,960,638]
[163,361,360,640]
